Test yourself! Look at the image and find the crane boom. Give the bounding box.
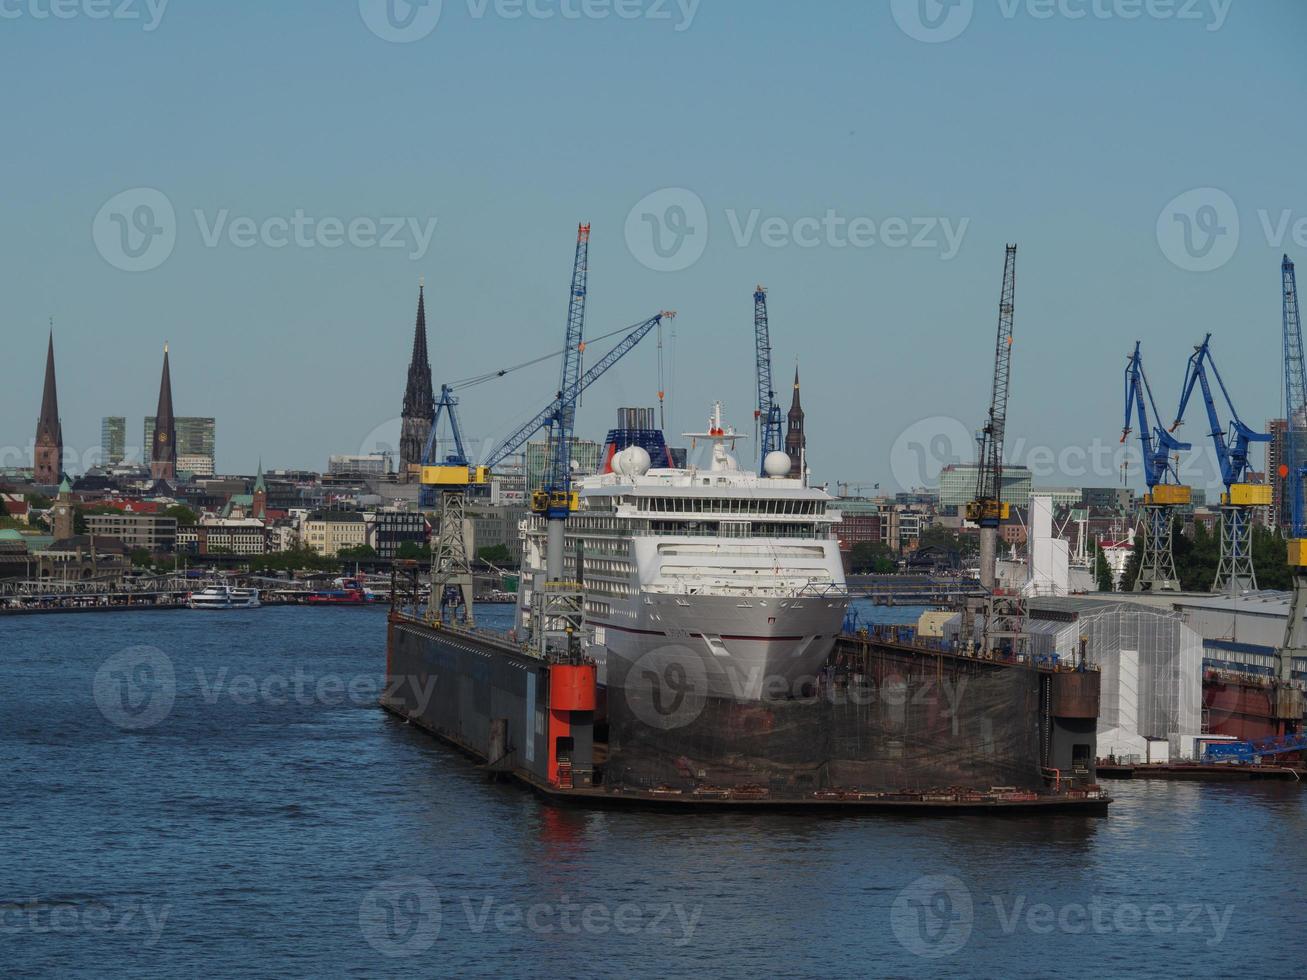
[1284,255,1306,539]
[535,223,591,519]
[970,246,1016,520]
[753,286,782,473]
[1171,334,1269,489]
[1123,343,1191,490]
[483,312,673,469]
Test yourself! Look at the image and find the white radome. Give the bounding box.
[612,446,652,477]
[763,450,792,477]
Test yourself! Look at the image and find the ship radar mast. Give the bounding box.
[683,402,744,472]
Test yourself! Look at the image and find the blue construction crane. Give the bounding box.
[1171,334,1272,592]
[1279,254,1307,686]
[483,312,674,470]
[1283,255,1306,542]
[752,286,783,474]
[1173,334,1270,489]
[533,223,591,528]
[416,312,672,510]
[1121,342,1191,591]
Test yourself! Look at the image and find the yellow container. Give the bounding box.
[421,465,489,486]
[1289,539,1307,568]
[1227,484,1272,507]
[1148,484,1191,506]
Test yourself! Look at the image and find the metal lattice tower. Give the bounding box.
[753,286,783,473]
[1279,255,1307,685]
[428,490,475,627]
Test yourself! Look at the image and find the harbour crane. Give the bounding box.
[417,310,674,507]
[966,244,1018,591]
[1170,333,1271,592]
[482,311,675,470]
[525,221,591,659]
[1279,254,1307,688]
[962,244,1026,658]
[752,286,783,475]
[1121,342,1191,591]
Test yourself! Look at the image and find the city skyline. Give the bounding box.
[3,3,1305,492]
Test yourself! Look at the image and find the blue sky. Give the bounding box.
[3,0,1305,495]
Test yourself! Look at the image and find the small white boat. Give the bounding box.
[188,586,261,610]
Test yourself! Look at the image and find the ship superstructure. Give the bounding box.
[516,403,848,700]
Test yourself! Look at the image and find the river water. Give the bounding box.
[2,606,1304,978]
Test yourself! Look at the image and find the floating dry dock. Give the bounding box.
[381,611,1111,815]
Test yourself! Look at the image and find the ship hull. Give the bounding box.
[590,591,847,700]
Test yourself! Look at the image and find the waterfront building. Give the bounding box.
[84,513,178,552]
[467,502,527,565]
[399,282,435,478]
[371,510,428,558]
[149,346,178,482]
[1081,486,1133,512]
[33,331,63,485]
[101,416,127,466]
[177,520,268,556]
[524,439,602,492]
[1030,486,1083,510]
[938,463,1033,516]
[328,454,390,479]
[302,511,368,556]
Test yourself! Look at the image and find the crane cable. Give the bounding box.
[447,319,657,391]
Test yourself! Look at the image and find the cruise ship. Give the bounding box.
[515,404,848,701]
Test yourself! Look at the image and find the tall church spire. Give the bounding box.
[785,365,805,478]
[34,326,63,485]
[150,343,177,482]
[400,280,436,476]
